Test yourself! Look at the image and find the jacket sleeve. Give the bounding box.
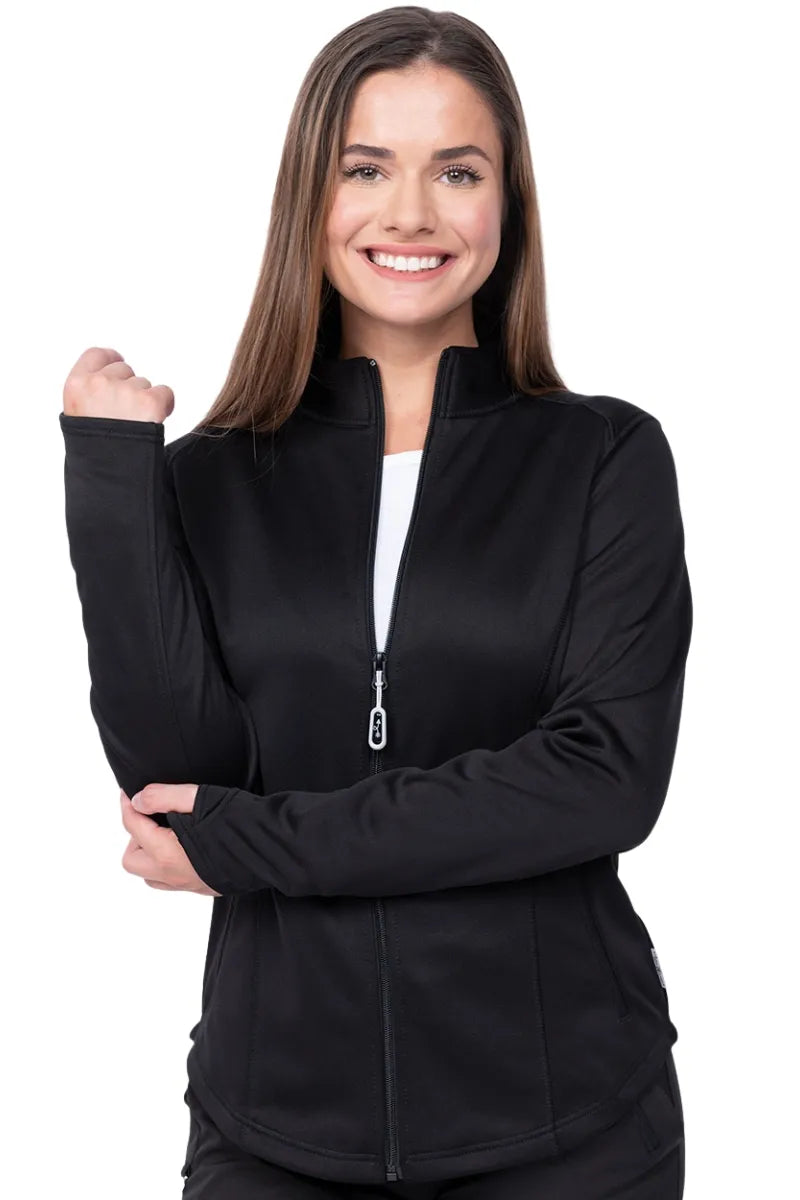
[165,414,693,897]
[60,413,260,818]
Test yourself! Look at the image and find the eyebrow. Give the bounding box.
[341,142,493,165]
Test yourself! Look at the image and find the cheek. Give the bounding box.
[460,202,503,254]
[326,192,371,248]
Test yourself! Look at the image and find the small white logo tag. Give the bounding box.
[651,947,667,989]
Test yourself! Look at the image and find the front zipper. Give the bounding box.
[364,348,450,1183]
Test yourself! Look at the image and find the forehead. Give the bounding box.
[342,65,500,160]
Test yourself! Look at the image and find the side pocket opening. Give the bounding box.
[200,894,238,1011]
[579,873,630,1021]
[180,1088,201,1180]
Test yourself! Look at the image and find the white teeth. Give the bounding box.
[367,250,446,272]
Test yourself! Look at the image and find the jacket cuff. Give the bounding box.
[165,783,239,894]
[59,412,164,439]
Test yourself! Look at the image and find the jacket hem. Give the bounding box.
[185,1026,678,1184]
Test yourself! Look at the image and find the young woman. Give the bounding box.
[60,7,692,1198]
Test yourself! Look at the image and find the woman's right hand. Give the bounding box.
[62,346,175,423]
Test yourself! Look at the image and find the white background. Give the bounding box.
[2,1,796,1195]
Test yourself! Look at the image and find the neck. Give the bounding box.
[338,311,479,427]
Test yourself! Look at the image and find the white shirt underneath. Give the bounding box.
[373,448,424,652]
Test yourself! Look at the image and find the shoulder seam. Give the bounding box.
[534,392,645,449]
[594,412,660,478]
[535,392,617,438]
[536,393,659,470]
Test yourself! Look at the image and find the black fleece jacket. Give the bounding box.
[59,336,693,1185]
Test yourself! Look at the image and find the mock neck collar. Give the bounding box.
[298,336,517,425]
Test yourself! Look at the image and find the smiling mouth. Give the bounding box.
[359,249,456,278]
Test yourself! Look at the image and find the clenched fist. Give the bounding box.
[62,346,175,423]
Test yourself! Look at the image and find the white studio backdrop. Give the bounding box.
[1,1,796,1196]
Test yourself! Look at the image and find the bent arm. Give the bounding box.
[60,414,260,816]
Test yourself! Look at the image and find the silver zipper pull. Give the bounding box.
[368,654,388,750]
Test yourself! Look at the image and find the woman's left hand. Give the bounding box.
[119,785,222,897]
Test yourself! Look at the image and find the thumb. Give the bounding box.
[128,783,198,814]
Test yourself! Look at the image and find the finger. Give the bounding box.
[66,347,124,384]
[121,839,161,882]
[144,879,178,890]
[120,792,168,854]
[101,361,137,382]
[128,783,198,816]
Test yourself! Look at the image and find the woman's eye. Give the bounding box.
[443,167,481,185]
[342,163,483,187]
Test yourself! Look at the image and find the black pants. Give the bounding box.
[180,1051,685,1198]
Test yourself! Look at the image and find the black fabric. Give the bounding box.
[59,337,693,1184]
[179,1051,685,1198]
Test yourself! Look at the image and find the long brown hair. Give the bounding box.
[195,5,568,437]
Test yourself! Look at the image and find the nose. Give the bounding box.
[380,172,436,237]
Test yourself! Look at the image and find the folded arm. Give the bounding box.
[165,415,692,895]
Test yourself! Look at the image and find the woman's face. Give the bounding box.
[324,63,505,339]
